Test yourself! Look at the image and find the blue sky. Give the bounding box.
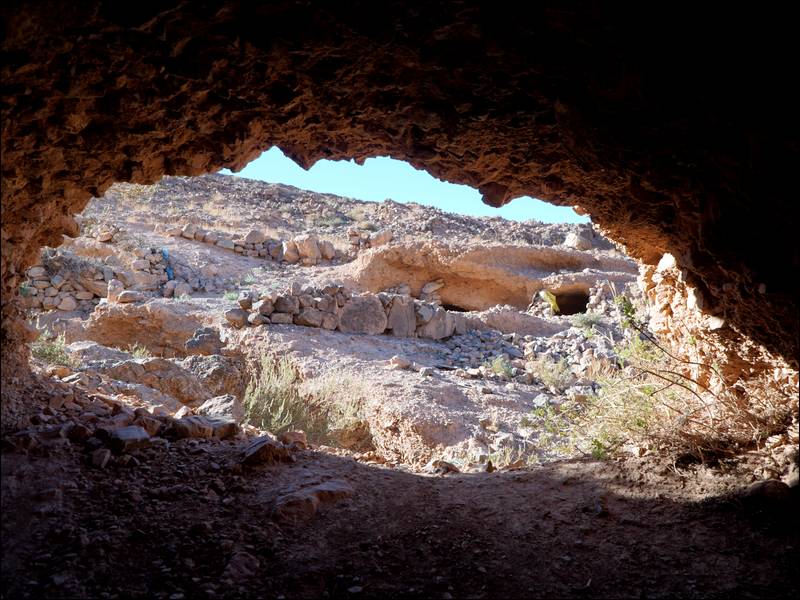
[222,146,589,224]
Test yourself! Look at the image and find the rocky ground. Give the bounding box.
[3,174,798,598]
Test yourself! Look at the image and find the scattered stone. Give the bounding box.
[117,290,146,303]
[91,448,112,469]
[185,327,223,355]
[237,291,253,310]
[273,480,354,522]
[389,355,412,369]
[277,431,308,449]
[223,551,260,581]
[241,435,292,465]
[248,312,269,326]
[173,415,214,439]
[224,308,249,328]
[427,459,460,475]
[108,426,150,453]
[244,230,266,244]
[196,394,244,424]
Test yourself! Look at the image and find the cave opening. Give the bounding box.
[441,303,468,312]
[554,290,590,315]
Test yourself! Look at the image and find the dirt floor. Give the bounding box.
[2,384,798,600]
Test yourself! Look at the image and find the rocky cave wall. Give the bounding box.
[2,2,798,389]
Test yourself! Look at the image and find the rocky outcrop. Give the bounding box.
[345,242,637,311]
[1,3,797,396]
[82,300,208,358]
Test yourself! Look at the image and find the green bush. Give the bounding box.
[30,332,78,368]
[490,355,514,377]
[571,312,603,333]
[528,356,572,392]
[244,354,374,449]
[127,343,152,359]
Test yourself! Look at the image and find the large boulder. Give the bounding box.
[244,230,266,244]
[386,295,416,337]
[416,307,455,340]
[196,394,244,424]
[102,357,208,405]
[338,294,388,335]
[282,240,300,264]
[293,234,321,264]
[184,326,223,355]
[177,354,246,399]
[82,299,206,357]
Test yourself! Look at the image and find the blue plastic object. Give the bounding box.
[162,248,174,280]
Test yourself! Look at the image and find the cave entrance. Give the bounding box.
[554,289,590,315]
[441,303,468,312]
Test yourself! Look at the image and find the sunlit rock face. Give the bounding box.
[1,2,797,387]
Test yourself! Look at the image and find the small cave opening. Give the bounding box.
[441,303,469,313]
[554,289,590,315]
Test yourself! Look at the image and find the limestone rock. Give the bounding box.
[564,231,593,250]
[225,308,249,328]
[117,290,146,303]
[270,312,294,325]
[108,425,150,453]
[107,279,124,303]
[387,295,416,337]
[241,435,292,465]
[294,234,321,264]
[295,307,323,327]
[282,240,300,264]
[273,480,355,522]
[57,295,77,311]
[244,230,266,244]
[196,394,244,424]
[417,307,455,339]
[338,294,387,335]
[184,327,223,355]
[319,240,336,260]
[273,295,300,314]
[278,431,308,448]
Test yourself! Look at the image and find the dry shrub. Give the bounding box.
[243,354,373,449]
[526,296,796,462]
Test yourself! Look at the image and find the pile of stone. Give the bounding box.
[21,264,111,312]
[382,279,446,305]
[224,282,473,341]
[419,279,445,304]
[348,227,393,251]
[440,329,525,369]
[164,224,337,266]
